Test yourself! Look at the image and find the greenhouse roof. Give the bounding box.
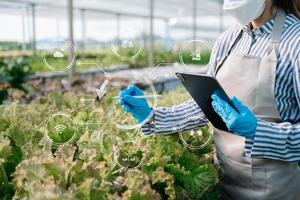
[0,0,223,19]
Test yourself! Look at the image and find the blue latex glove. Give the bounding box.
[211,94,257,139]
[119,85,152,123]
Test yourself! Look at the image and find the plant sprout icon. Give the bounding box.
[54,124,67,134]
[121,154,137,162]
[118,152,142,169]
[53,50,64,62]
[115,141,144,169]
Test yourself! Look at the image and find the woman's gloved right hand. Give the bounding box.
[119,85,152,123]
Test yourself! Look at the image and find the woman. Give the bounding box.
[119,0,300,199]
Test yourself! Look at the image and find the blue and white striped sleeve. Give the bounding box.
[141,99,208,135]
[245,54,300,162]
[140,31,229,136]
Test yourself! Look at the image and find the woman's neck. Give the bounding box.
[251,5,277,29]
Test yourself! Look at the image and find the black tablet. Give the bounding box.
[175,72,238,131]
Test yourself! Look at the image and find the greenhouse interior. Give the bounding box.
[1,0,299,199]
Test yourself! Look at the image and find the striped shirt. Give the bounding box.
[142,13,300,162]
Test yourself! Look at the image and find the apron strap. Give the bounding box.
[268,8,287,54]
[215,30,243,75]
[215,8,287,76]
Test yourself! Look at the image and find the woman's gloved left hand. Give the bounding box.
[211,94,257,139]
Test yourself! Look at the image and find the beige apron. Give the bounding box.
[214,9,300,200]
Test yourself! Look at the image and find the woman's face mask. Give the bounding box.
[223,0,266,25]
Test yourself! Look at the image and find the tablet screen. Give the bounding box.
[176,72,237,131]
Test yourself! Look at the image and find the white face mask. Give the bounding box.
[223,0,265,25]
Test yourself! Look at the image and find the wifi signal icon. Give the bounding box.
[54,124,67,134]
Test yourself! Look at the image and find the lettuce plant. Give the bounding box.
[0,88,220,200]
